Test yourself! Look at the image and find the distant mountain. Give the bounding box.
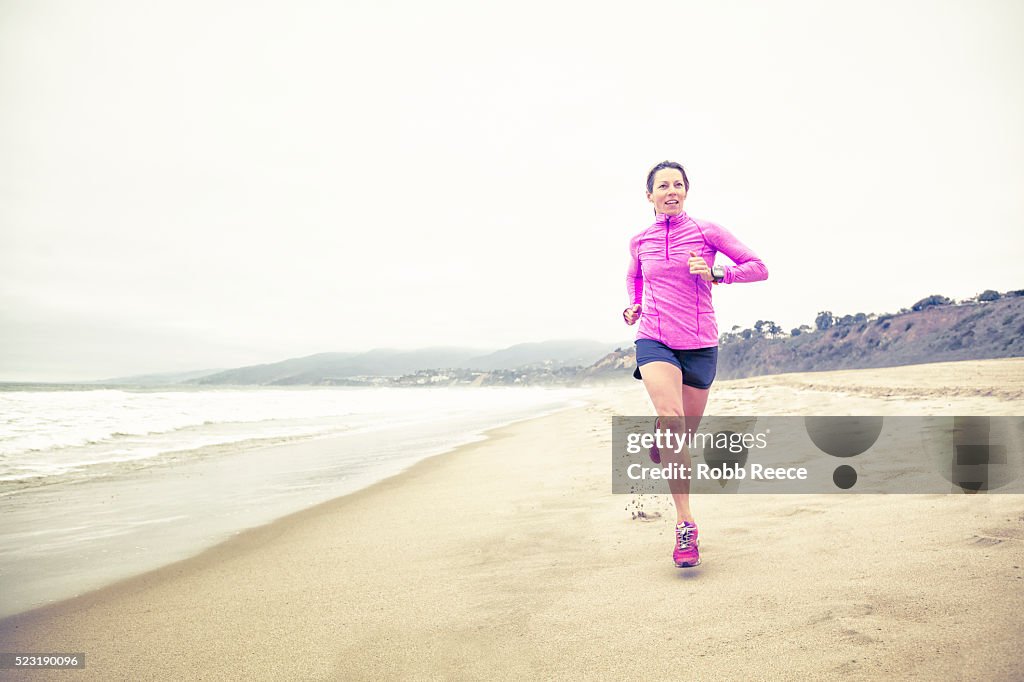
[188,340,626,386]
[580,294,1024,382]
[193,348,485,386]
[464,340,621,371]
[93,368,228,386]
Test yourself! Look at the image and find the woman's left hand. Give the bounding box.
[688,251,714,282]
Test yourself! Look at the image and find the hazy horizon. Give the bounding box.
[3,0,1022,382]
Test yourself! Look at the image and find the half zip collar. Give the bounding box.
[654,211,689,260]
[655,211,689,228]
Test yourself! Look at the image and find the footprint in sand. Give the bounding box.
[970,535,1005,547]
[777,505,827,517]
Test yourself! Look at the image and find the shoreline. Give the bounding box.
[1,359,1022,679]
[0,391,590,621]
[0,405,580,625]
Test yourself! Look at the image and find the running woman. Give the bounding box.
[623,160,768,567]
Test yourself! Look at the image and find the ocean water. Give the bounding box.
[0,384,588,618]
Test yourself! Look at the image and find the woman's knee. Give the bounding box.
[654,412,686,435]
[653,403,684,419]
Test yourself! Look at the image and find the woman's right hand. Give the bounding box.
[623,304,641,325]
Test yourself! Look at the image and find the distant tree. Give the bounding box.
[854,312,868,324]
[799,324,813,335]
[740,328,753,340]
[755,320,775,337]
[751,320,783,339]
[838,314,855,326]
[791,327,802,337]
[978,289,1001,302]
[815,311,834,331]
[911,295,952,312]
[1007,290,1024,298]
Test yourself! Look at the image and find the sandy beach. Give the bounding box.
[1,358,1023,680]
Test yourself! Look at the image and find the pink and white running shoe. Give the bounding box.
[673,521,701,568]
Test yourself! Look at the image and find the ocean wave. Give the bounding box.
[0,428,351,495]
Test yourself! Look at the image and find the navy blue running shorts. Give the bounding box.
[632,340,719,389]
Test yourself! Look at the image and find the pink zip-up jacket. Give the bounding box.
[627,211,768,349]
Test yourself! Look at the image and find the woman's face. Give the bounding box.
[647,168,687,215]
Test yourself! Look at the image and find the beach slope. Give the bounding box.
[2,359,1023,680]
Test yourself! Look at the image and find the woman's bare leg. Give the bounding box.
[640,362,694,523]
[681,384,711,439]
[679,383,712,514]
[642,364,714,524]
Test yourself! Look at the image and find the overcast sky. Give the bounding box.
[2,0,1022,381]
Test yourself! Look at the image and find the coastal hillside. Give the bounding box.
[581,292,1024,382]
